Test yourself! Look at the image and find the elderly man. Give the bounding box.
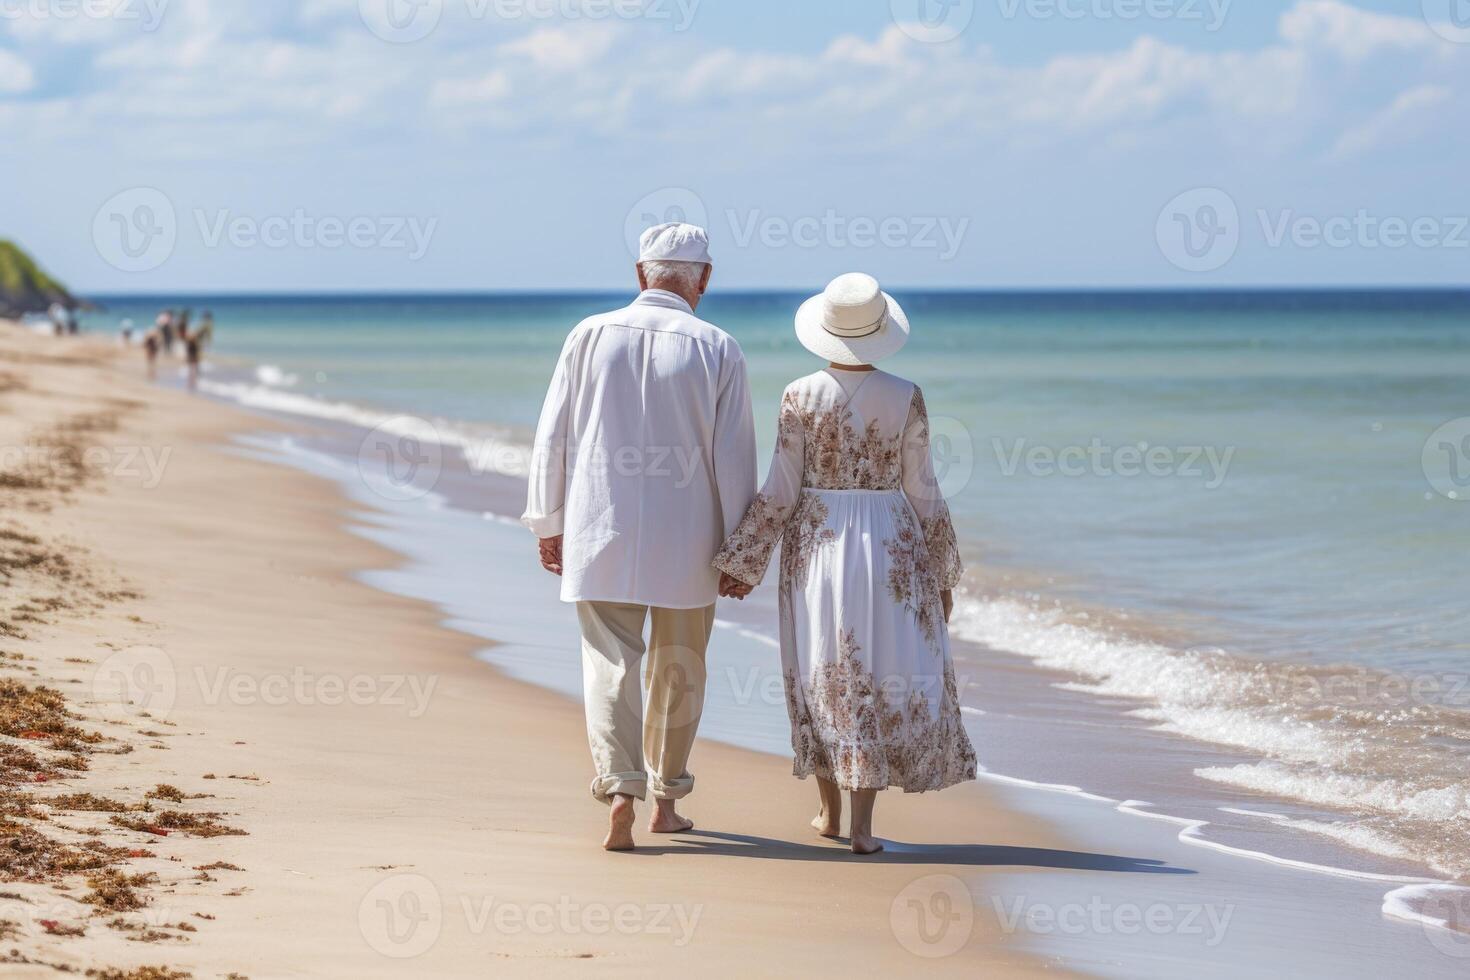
[523,223,757,851]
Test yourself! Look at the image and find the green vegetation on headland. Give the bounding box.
[0,240,78,317]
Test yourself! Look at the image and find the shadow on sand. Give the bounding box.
[632,829,1195,874]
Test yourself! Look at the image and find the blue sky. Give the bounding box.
[1,0,1467,292]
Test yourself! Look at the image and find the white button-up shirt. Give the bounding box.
[522,290,758,609]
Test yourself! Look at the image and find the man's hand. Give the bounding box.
[719,572,754,600]
[942,589,954,624]
[538,535,564,576]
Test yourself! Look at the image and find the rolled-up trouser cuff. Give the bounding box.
[649,771,694,801]
[591,772,647,805]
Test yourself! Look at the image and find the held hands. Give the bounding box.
[543,539,754,599]
[538,535,564,576]
[543,532,929,611]
[719,572,755,600]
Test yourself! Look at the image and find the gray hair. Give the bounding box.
[640,259,708,294]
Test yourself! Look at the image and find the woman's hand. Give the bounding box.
[941,589,954,623]
[719,572,755,600]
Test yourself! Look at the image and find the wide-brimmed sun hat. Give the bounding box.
[794,273,910,365]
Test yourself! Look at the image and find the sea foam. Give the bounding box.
[200,379,533,478]
[950,594,1470,882]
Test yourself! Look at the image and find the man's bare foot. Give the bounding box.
[812,811,842,839]
[850,833,885,856]
[604,795,636,851]
[648,799,694,834]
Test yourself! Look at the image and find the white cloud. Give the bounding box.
[0,49,34,93]
[431,69,512,107]
[1331,84,1453,159]
[497,25,621,71]
[3,0,1466,166]
[1278,0,1437,61]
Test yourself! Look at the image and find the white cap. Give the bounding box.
[638,222,713,265]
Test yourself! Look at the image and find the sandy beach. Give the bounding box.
[0,322,1081,977]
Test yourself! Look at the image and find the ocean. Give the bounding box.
[84,289,1470,897]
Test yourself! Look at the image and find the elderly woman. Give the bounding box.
[715,273,976,855]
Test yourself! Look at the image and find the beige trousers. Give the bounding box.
[577,601,716,805]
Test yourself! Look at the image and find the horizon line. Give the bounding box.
[80,284,1470,299]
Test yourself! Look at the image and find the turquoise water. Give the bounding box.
[90,290,1470,671]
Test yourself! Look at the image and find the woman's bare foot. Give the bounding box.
[648,798,694,834]
[849,788,881,855]
[813,776,843,838]
[604,795,636,851]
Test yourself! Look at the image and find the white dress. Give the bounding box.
[714,368,976,792]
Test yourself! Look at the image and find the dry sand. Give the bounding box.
[0,323,1073,977]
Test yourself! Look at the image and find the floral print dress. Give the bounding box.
[714,368,976,792]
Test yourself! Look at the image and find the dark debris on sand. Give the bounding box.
[0,391,243,978]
